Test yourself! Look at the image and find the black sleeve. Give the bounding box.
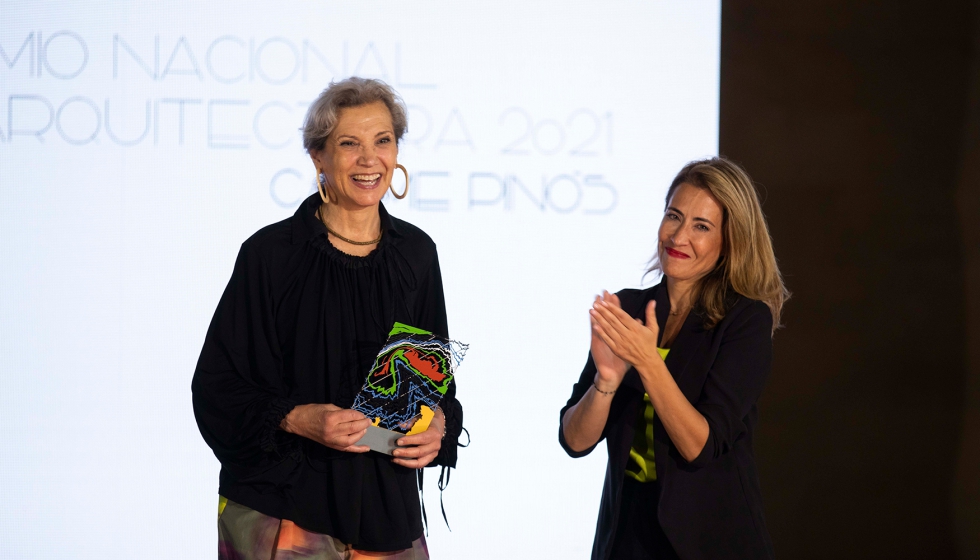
[415,249,463,469]
[557,288,643,458]
[191,240,298,473]
[558,351,604,458]
[687,300,773,468]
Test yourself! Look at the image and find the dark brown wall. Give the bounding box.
[720,1,980,558]
[953,4,980,557]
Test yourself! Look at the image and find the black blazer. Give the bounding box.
[559,279,776,560]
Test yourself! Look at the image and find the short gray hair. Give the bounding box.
[302,77,408,152]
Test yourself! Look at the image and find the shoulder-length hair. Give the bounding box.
[648,157,790,333]
[302,77,408,152]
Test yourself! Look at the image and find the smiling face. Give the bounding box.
[310,101,398,210]
[658,182,725,284]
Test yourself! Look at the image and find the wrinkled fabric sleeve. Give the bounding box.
[414,249,463,469]
[557,351,607,458]
[192,240,298,474]
[558,289,645,458]
[687,300,773,468]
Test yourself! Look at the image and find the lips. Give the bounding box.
[665,247,690,259]
[351,173,382,188]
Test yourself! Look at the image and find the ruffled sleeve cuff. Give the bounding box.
[432,397,464,468]
[260,397,300,459]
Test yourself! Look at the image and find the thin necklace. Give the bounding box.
[670,304,691,316]
[316,209,383,246]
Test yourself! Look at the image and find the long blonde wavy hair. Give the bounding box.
[648,157,790,333]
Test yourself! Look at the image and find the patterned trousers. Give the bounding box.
[217,497,429,560]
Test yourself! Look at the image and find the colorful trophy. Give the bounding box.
[352,323,467,454]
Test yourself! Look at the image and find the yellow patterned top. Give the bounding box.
[624,347,669,482]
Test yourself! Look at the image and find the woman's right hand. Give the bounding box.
[280,403,371,453]
[591,291,630,393]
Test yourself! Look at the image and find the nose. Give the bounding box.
[358,143,379,166]
[670,223,690,245]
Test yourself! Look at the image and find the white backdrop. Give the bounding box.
[0,1,719,558]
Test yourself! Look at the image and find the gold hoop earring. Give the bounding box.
[316,169,337,204]
[390,164,409,199]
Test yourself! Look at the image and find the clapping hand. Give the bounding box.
[590,292,662,374]
[590,291,631,393]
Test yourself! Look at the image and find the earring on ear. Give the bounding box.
[316,169,337,204]
[389,164,409,199]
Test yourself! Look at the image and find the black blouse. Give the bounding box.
[192,194,462,552]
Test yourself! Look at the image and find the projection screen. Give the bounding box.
[0,1,720,558]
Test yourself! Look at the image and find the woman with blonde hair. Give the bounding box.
[560,157,788,560]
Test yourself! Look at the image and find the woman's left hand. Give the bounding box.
[590,297,663,372]
[392,407,445,468]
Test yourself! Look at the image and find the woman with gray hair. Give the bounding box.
[192,77,462,560]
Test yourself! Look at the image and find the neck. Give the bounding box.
[320,202,381,240]
[665,276,697,315]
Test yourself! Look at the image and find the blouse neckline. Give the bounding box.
[294,195,402,268]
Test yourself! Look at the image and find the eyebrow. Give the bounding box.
[335,130,394,141]
[667,206,717,227]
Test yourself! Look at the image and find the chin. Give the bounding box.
[340,188,385,206]
[661,264,699,282]
[661,261,684,276]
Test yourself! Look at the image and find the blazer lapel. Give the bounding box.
[663,314,711,402]
[655,277,712,403]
